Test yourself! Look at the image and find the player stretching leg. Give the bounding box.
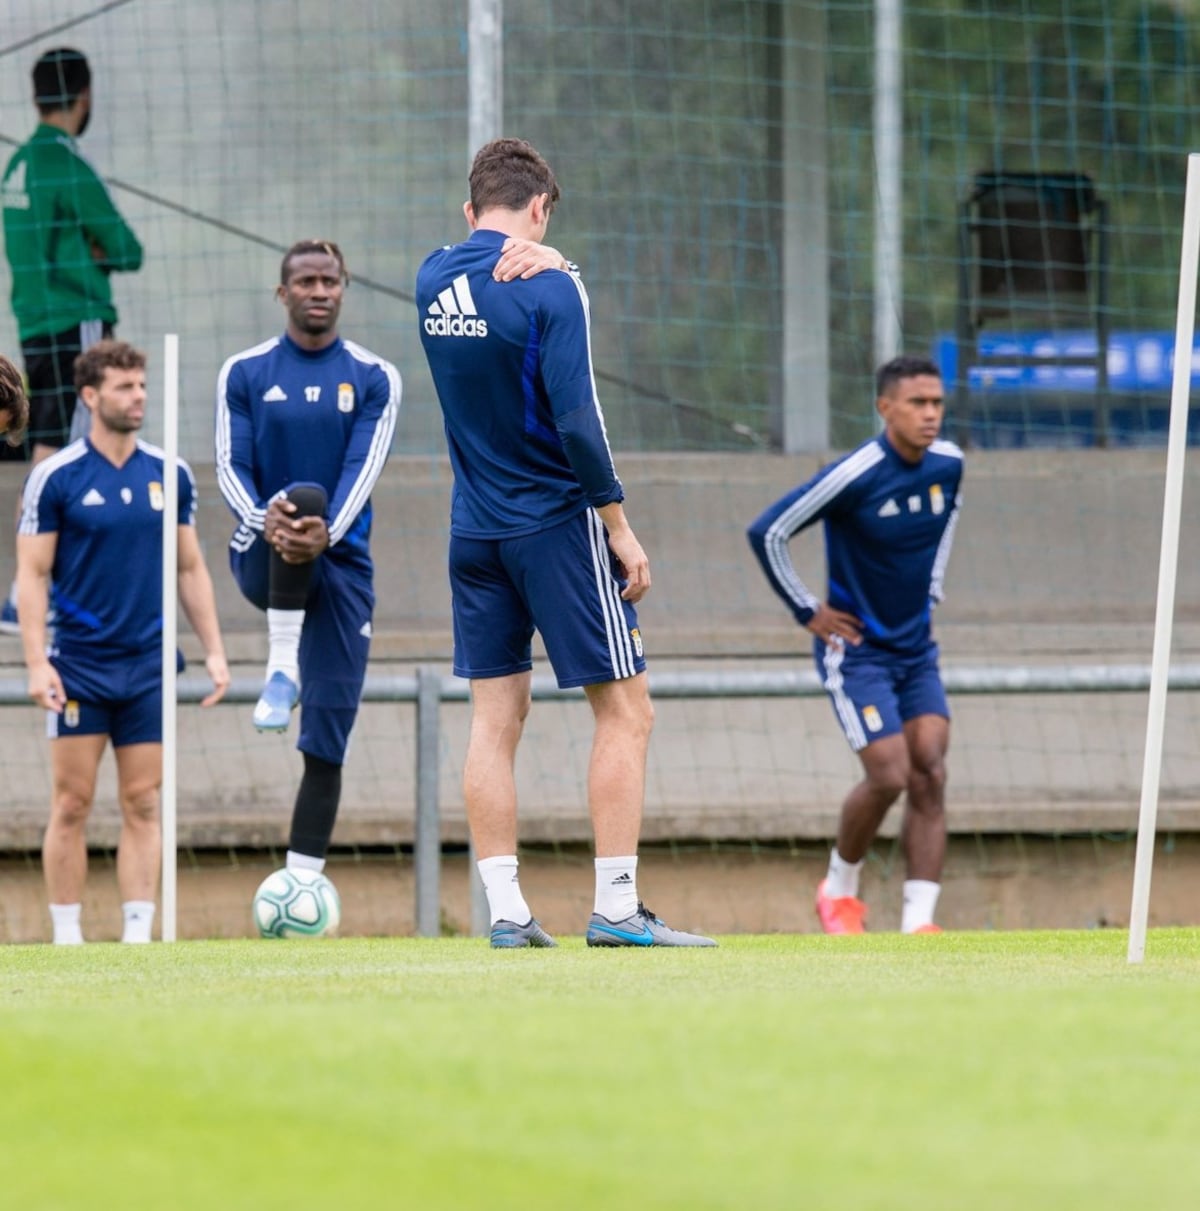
[747,356,963,935]
[215,240,399,874]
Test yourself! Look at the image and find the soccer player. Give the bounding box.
[0,353,31,447]
[746,355,963,935]
[16,340,229,944]
[215,239,401,879]
[417,137,716,949]
[1,48,144,632]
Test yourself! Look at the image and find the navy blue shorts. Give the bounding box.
[815,638,948,752]
[48,647,161,746]
[450,509,646,688]
[230,531,373,765]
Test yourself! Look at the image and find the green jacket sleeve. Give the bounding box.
[73,161,142,272]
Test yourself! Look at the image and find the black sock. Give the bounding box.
[288,752,343,859]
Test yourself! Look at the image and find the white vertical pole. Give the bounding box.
[873,0,904,371]
[1127,153,1200,963]
[161,334,180,943]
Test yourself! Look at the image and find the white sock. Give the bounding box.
[286,849,325,874]
[49,902,84,945]
[901,880,942,933]
[121,900,156,944]
[477,854,532,926]
[594,855,639,921]
[825,849,864,899]
[266,609,304,682]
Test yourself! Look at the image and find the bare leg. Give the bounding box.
[583,673,654,857]
[899,714,950,882]
[463,672,531,858]
[43,733,106,904]
[835,732,910,863]
[114,743,163,903]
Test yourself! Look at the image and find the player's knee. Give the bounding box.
[911,752,947,794]
[50,787,93,829]
[284,482,328,519]
[120,785,160,826]
[865,757,908,800]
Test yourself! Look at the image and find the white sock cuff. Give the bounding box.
[594,855,638,871]
[477,854,518,875]
[286,850,326,873]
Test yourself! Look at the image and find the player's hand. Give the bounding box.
[606,527,651,603]
[28,661,66,713]
[493,238,568,282]
[265,498,329,564]
[806,604,863,647]
[201,652,231,707]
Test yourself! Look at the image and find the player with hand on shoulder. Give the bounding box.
[747,356,963,935]
[17,340,229,944]
[418,137,715,949]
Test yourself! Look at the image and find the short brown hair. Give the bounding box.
[73,339,146,394]
[469,138,560,216]
[0,354,29,446]
[280,239,349,285]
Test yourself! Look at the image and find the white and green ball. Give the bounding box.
[252,867,341,938]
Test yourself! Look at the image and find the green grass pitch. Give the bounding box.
[2,929,1199,1210]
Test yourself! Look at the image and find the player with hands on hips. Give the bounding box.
[747,355,963,936]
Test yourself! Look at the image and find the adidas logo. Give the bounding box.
[81,488,105,507]
[611,872,633,885]
[262,384,287,402]
[424,274,489,338]
[877,498,900,517]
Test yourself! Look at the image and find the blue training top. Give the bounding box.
[747,433,964,653]
[215,333,401,578]
[416,227,623,539]
[19,438,197,658]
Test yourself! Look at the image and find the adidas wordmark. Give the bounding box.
[424,274,489,339]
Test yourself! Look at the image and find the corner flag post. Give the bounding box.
[1128,153,1200,963]
[161,333,180,943]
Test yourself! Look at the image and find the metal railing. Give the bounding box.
[4,661,1197,936]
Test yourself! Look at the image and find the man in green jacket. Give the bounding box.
[0,47,143,632]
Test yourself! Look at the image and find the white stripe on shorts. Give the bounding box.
[586,508,635,680]
[821,640,868,751]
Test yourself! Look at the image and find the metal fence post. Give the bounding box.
[414,665,442,937]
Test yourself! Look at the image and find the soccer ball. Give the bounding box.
[252,867,341,939]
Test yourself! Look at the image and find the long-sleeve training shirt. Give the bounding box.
[416,227,623,539]
[747,434,964,653]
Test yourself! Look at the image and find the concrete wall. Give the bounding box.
[0,448,1198,851]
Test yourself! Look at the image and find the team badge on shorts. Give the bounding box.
[337,383,355,413]
[630,628,644,658]
[64,700,80,728]
[149,482,164,511]
[862,705,883,733]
